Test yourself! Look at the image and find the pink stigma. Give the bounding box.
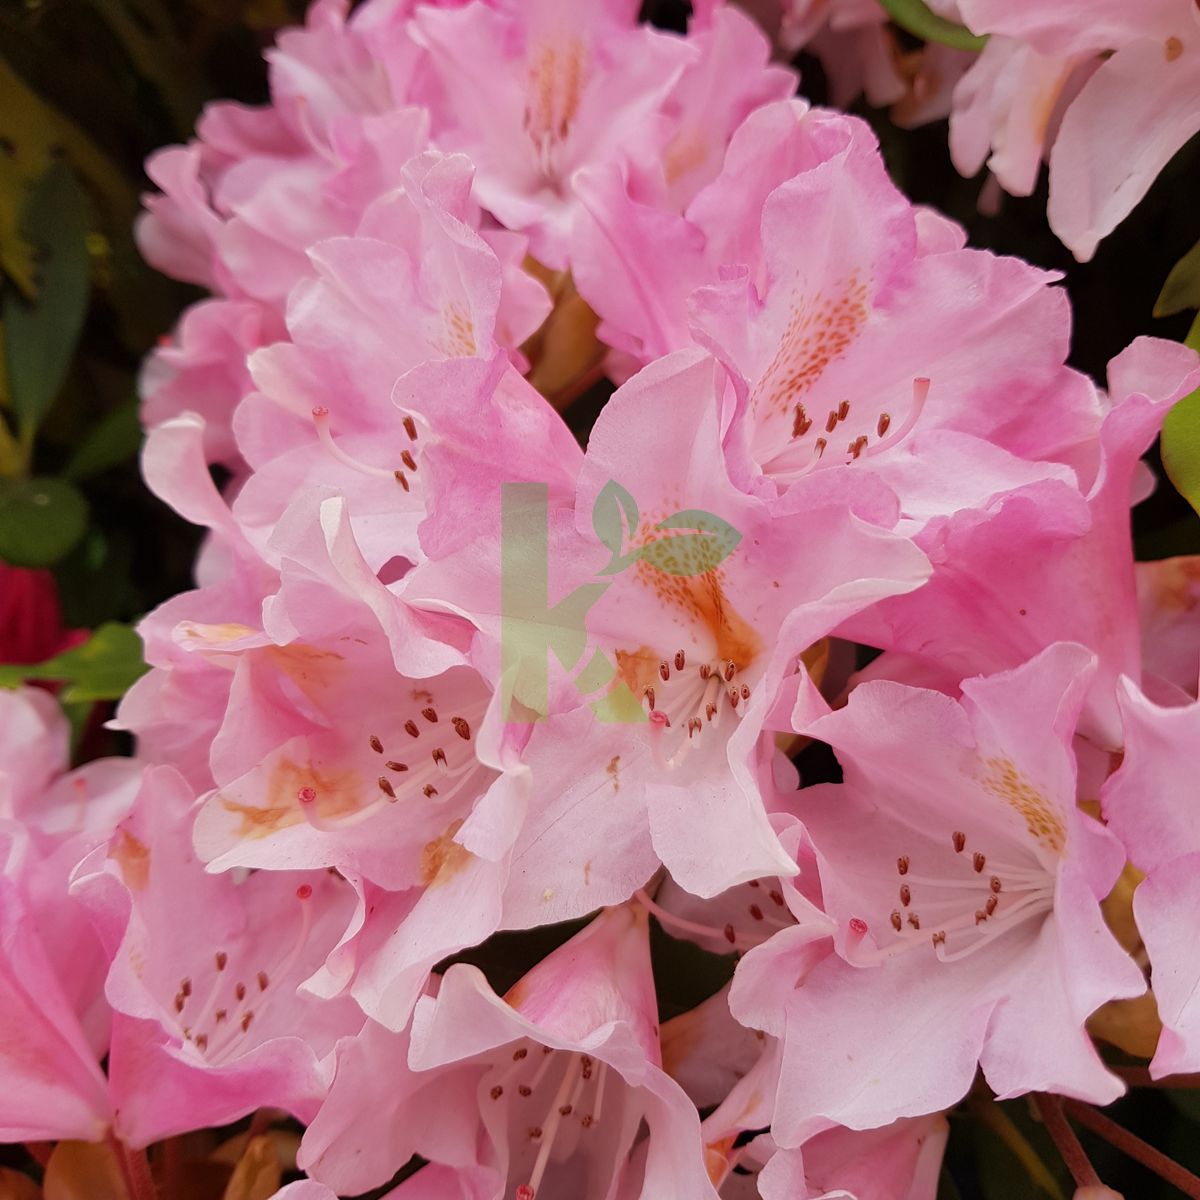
[296,884,313,901]
[297,786,317,804]
[848,917,868,937]
[648,709,670,728]
[516,1188,535,1200]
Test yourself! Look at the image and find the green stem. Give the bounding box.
[876,0,989,52]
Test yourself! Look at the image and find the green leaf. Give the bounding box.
[877,0,989,51]
[591,479,640,574]
[1161,314,1200,515]
[0,475,88,566]
[0,621,147,701]
[1156,236,1200,318]
[2,160,90,438]
[639,509,742,577]
[63,398,142,480]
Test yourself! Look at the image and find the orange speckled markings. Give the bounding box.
[980,757,1066,854]
[751,275,871,417]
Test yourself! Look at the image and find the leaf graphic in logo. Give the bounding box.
[591,479,642,575]
[639,509,742,577]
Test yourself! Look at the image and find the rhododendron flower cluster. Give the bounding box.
[5,1,1200,1198]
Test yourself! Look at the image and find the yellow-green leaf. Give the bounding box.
[877,0,988,51]
[1156,236,1200,318]
[0,621,147,701]
[1161,314,1200,515]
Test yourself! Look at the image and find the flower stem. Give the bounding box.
[109,1135,159,1200]
[1033,1094,1101,1189]
[969,1098,1065,1200]
[1063,1099,1200,1200]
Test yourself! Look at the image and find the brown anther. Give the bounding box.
[1166,34,1184,60]
[581,1114,594,1128]
[749,904,764,921]
[528,1127,543,1140]
[931,931,946,948]
[378,776,397,799]
[423,784,439,798]
[215,1009,227,1023]
[792,404,812,438]
[452,717,471,740]
[728,687,740,709]
[769,889,784,906]
[394,470,410,491]
[897,856,910,875]
[369,735,384,754]
[580,1055,593,1079]
[975,910,988,925]
[403,415,418,441]
[518,1085,533,1097]
[705,703,717,721]
[891,910,903,931]
[899,884,911,906]
[174,992,185,1013]
[405,719,420,738]
[400,450,417,472]
[973,852,986,873]
[674,649,686,671]
[990,876,1002,894]
[825,410,839,434]
[698,663,711,680]
[432,748,448,767]
[877,412,891,437]
[748,879,760,888]
[814,437,827,457]
[952,831,966,853]
[559,1105,573,1116]
[386,760,408,772]
[491,1086,504,1100]
[241,1011,254,1032]
[659,660,670,681]
[838,400,850,421]
[195,1033,208,1051]
[740,684,750,701]
[848,435,868,460]
[688,717,702,738]
[907,913,921,930]
[421,707,438,723]
[723,661,736,681]
[724,924,736,944]
[644,686,656,709]
[235,982,247,1001]
[513,1047,528,1060]
[181,978,192,997]
[215,951,228,971]
[985,895,998,915]
[257,971,269,991]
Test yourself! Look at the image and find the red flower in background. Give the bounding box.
[0,564,87,666]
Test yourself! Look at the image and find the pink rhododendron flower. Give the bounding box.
[844,337,1200,748]
[73,766,363,1147]
[732,644,1144,1138]
[1101,681,1200,1077]
[413,0,704,266]
[412,347,929,905]
[301,904,717,1199]
[0,689,141,1142]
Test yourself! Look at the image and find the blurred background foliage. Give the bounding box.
[0,2,1199,1196]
